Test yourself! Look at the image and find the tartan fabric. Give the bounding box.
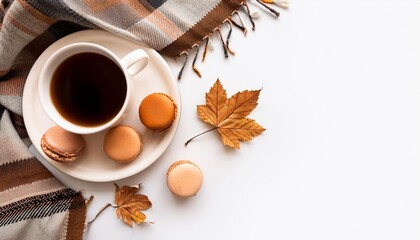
[0,110,86,240]
[0,0,275,239]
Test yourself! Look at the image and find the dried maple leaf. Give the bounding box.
[87,184,152,227]
[114,184,152,227]
[186,79,265,149]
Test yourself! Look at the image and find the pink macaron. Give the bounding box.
[40,126,85,162]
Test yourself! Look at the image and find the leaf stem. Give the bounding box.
[87,203,117,225]
[185,127,218,146]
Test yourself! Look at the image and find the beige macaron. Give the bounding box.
[167,160,203,197]
[40,126,85,162]
[103,125,142,162]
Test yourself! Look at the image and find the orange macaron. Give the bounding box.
[103,125,142,162]
[138,93,177,131]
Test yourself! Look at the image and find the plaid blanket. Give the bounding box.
[0,0,285,239]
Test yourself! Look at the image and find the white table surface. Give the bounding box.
[30,1,420,239]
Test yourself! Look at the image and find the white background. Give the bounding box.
[31,0,420,239]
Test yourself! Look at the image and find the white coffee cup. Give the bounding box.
[38,42,149,134]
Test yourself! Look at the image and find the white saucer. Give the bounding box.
[22,30,180,182]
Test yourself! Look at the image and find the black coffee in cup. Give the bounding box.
[50,52,127,127]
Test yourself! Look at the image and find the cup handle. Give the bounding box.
[121,49,149,76]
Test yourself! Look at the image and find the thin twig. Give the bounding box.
[185,127,218,146]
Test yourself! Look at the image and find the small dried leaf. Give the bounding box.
[114,184,152,227]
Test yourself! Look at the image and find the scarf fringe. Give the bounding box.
[226,20,236,56]
[176,0,287,80]
[230,11,248,36]
[256,0,280,17]
[192,45,202,78]
[202,37,210,62]
[177,52,189,81]
[242,1,256,30]
[216,28,229,59]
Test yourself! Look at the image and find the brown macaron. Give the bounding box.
[167,160,203,197]
[138,93,177,131]
[103,125,142,162]
[40,126,85,162]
